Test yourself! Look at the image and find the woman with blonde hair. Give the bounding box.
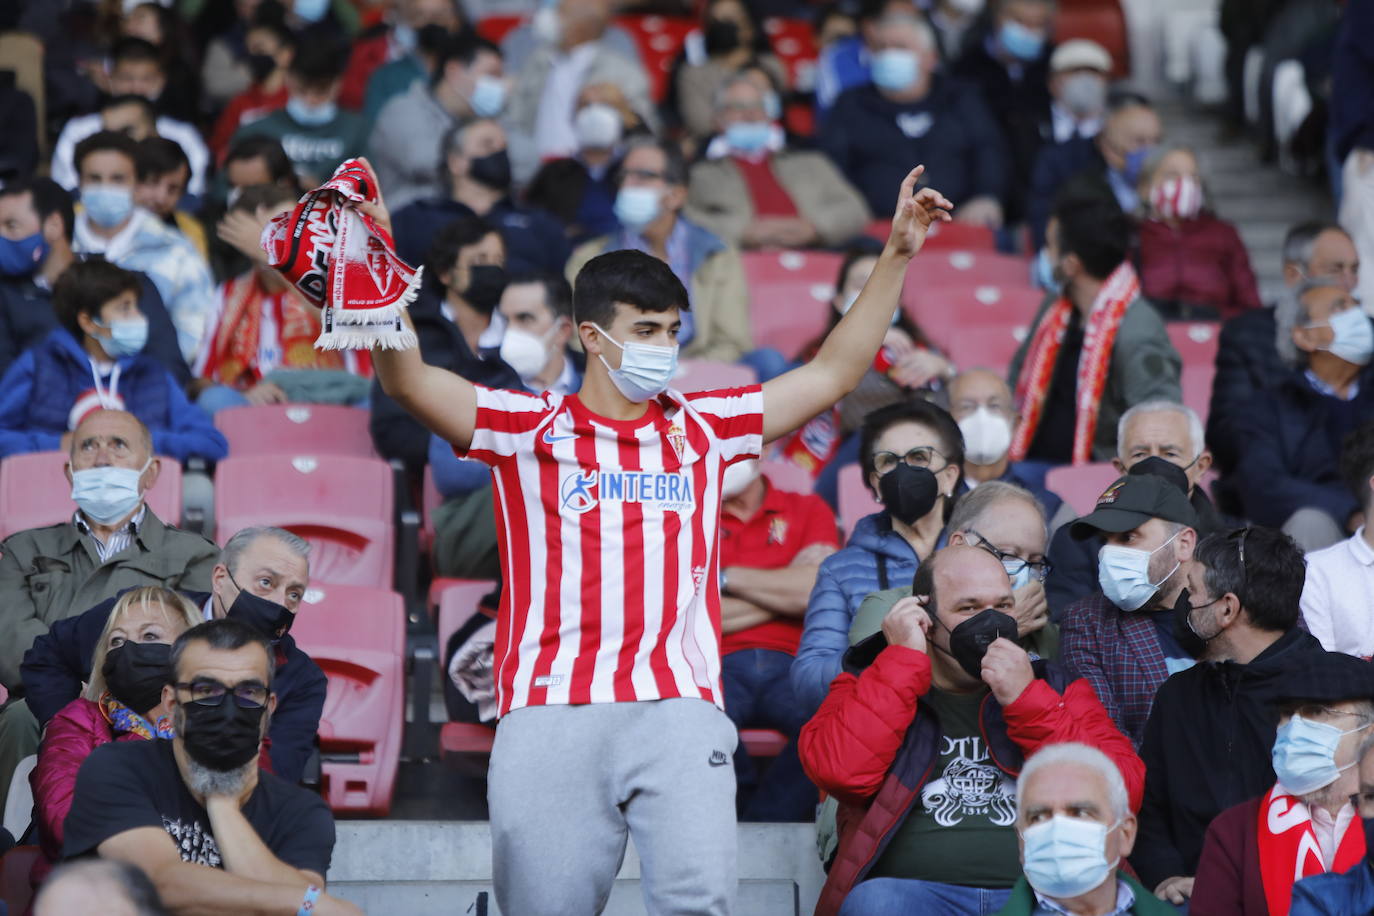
[30,586,202,883]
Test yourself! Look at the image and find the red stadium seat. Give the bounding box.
[866,219,999,251]
[908,284,1044,345]
[1054,0,1130,79]
[942,325,1027,376]
[761,458,815,494]
[1182,364,1216,428]
[475,13,525,44]
[291,584,406,816]
[1045,462,1123,517]
[837,463,876,539]
[741,729,788,758]
[214,454,395,588]
[676,359,757,392]
[0,451,183,540]
[616,15,696,103]
[214,405,376,458]
[434,578,497,646]
[741,249,843,360]
[0,845,37,913]
[908,249,1035,292]
[1165,321,1221,369]
[764,17,818,90]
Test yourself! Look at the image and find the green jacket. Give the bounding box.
[849,585,1060,661]
[994,874,1175,915]
[0,509,218,689]
[1007,295,1181,462]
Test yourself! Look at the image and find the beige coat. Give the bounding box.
[566,229,754,362]
[686,150,872,247]
[675,55,787,140]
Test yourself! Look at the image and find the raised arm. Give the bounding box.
[760,166,952,443]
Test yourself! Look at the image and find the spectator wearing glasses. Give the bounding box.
[1058,472,1200,747]
[1192,652,1374,916]
[62,618,360,916]
[1289,723,1374,914]
[792,401,963,717]
[1302,421,1374,657]
[1132,527,1325,908]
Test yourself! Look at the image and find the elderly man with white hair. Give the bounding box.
[1045,399,1229,615]
[994,742,1168,916]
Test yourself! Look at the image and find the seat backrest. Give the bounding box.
[214,454,395,587]
[1054,0,1131,78]
[764,17,818,89]
[435,579,498,664]
[475,13,525,43]
[675,359,757,392]
[941,325,1027,376]
[837,463,876,539]
[1045,462,1124,517]
[867,219,999,251]
[741,249,843,360]
[1165,321,1221,369]
[0,451,183,540]
[760,458,815,494]
[909,284,1044,343]
[214,404,376,458]
[615,15,696,102]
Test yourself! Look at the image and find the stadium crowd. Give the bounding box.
[1,0,1374,913]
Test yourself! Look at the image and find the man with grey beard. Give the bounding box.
[61,619,361,916]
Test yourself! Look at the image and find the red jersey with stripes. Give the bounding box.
[463,383,765,716]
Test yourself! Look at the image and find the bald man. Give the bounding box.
[0,409,217,799]
[799,545,1142,915]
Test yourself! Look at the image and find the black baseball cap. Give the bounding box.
[1274,652,1374,706]
[1070,473,1200,540]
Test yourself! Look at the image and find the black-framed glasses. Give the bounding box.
[174,679,268,709]
[872,446,949,476]
[1228,527,1250,601]
[967,529,1053,581]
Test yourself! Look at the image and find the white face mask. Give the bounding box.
[592,323,679,402]
[614,186,663,232]
[1316,307,1374,367]
[574,103,623,150]
[500,325,558,382]
[1097,530,1180,612]
[958,406,1013,466]
[70,458,151,525]
[1021,815,1120,899]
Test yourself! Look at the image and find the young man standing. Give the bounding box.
[364,162,951,913]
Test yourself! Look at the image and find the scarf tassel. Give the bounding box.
[315,265,422,351]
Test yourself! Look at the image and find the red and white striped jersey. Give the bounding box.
[464,384,765,717]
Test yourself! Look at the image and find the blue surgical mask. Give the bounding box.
[998,19,1045,62]
[1319,307,1374,367]
[614,186,663,232]
[1021,815,1119,899]
[1004,560,1033,592]
[763,91,782,121]
[70,459,151,525]
[1273,715,1370,795]
[871,48,919,92]
[724,121,772,154]
[469,75,507,117]
[592,322,679,403]
[392,22,418,52]
[286,97,338,126]
[1033,247,1057,291]
[1122,145,1156,186]
[1097,530,1180,612]
[293,0,330,23]
[92,316,149,358]
[0,231,49,277]
[82,185,134,229]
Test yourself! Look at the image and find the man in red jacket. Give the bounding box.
[799,544,1143,916]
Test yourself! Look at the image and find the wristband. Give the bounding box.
[298,885,321,915]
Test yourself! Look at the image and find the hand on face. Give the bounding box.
[981,637,1034,706]
[1012,579,1049,637]
[882,594,932,654]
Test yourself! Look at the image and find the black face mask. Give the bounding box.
[468,149,512,191]
[463,264,507,314]
[247,53,276,83]
[223,575,295,641]
[177,698,266,771]
[937,608,1019,681]
[878,464,940,526]
[704,19,742,56]
[1172,588,1217,659]
[102,642,173,715]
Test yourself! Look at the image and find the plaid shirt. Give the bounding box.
[1059,591,1170,747]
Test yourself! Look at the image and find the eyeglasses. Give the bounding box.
[967,529,1052,581]
[872,446,949,476]
[174,679,268,709]
[622,168,668,183]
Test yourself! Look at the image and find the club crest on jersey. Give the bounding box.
[559,469,697,514]
[768,518,789,546]
[667,423,687,462]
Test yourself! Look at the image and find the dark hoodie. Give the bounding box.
[1130,626,1326,889]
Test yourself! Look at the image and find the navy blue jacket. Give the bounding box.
[1234,368,1374,528]
[0,329,225,461]
[819,77,1008,217]
[1207,307,1283,478]
[1290,862,1374,915]
[0,272,189,385]
[391,196,571,277]
[1026,135,1104,249]
[21,590,327,785]
[1330,0,1374,160]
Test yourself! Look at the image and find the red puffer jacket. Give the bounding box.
[799,644,1145,916]
[1137,214,1262,320]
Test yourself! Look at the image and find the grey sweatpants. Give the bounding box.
[489,698,739,916]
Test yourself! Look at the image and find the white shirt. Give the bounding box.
[1300,527,1374,658]
[532,43,598,160]
[51,112,210,196]
[1049,102,1103,144]
[1310,800,1358,869]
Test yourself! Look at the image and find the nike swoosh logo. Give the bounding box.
[542,429,577,444]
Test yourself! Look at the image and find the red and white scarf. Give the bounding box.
[200,272,347,387]
[1257,785,1365,916]
[260,159,419,351]
[1009,261,1140,464]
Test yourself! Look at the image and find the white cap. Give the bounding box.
[1050,39,1112,74]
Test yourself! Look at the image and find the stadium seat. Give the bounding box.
[1165,321,1221,369]
[741,249,843,360]
[941,324,1027,376]
[1182,363,1216,427]
[0,846,38,914]
[435,578,497,646]
[291,585,406,816]
[0,451,183,540]
[764,17,818,90]
[908,284,1044,344]
[214,454,395,588]
[761,458,815,494]
[741,729,788,758]
[837,463,876,538]
[616,15,696,103]
[214,404,376,458]
[676,359,757,392]
[1054,0,1131,79]
[866,219,999,251]
[908,249,1035,292]
[475,13,524,44]
[1045,463,1123,516]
